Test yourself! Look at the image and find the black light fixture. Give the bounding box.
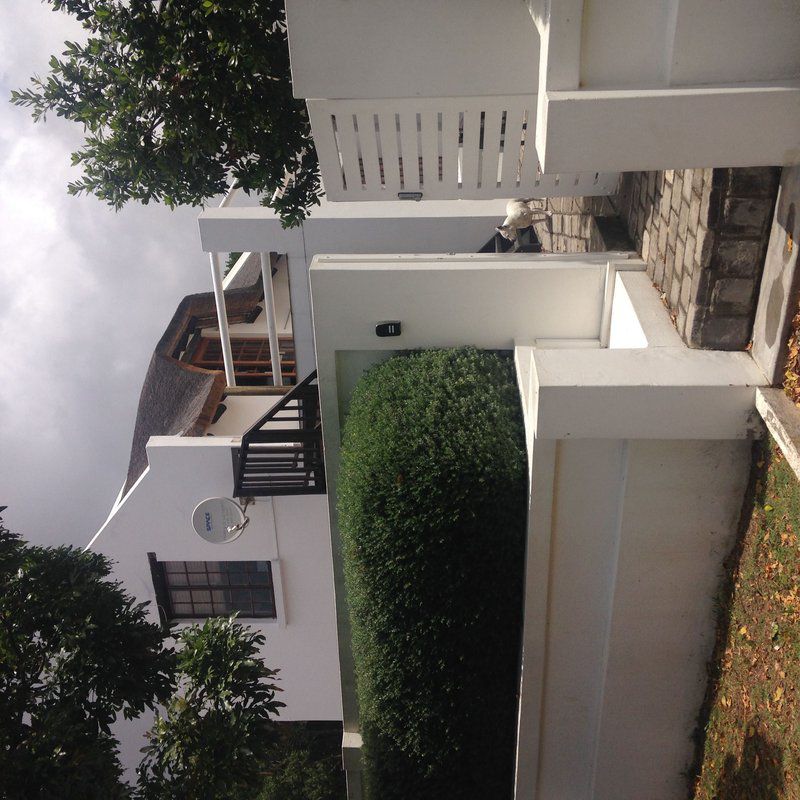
[375,321,402,337]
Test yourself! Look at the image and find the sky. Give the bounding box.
[0,2,214,546]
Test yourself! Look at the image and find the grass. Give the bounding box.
[692,438,800,800]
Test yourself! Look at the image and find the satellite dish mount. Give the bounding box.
[191,497,251,544]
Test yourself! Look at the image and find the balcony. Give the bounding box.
[307,95,619,202]
[233,371,325,497]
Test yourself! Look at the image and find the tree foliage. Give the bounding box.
[0,522,175,800]
[11,0,320,227]
[258,724,346,800]
[337,348,528,799]
[137,616,285,800]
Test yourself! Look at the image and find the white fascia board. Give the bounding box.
[537,82,800,173]
[198,208,302,253]
[531,348,767,440]
[198,198,513,253]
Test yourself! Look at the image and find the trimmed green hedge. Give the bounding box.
[338,348,528,799]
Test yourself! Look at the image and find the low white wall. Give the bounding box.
[525,437,749,800]
[88,437,342,777]
[286,0,538,99]
[580,0,800,89]
[206,394,280,437]
[536,1,800,172]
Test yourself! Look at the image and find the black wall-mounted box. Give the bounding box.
[375,321,402,337]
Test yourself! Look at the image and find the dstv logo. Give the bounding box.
[205,512,213,532]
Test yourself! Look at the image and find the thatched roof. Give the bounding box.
[122,279,263,497]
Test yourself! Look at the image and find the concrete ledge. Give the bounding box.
[538,83,800,174]
[756,387,800,480]
[341,731,363,772]
[531,348,766,440]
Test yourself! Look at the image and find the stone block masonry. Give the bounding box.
[618,167,780,350]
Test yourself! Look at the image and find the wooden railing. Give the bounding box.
[307,95,620,201]
[233,371,325,497]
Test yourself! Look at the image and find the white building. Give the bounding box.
[88,200,542,774]
[90,3,798,794]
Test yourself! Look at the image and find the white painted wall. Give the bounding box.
[88,436,342,776]
[536,1,800,172]
[528,437,749,800]
[206,394,281,437]
[580,0,800,89]
[286,0,538,99]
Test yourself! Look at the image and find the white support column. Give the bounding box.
[260,252,283,387]
[209,251,236,387]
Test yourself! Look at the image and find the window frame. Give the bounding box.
[148,554,280,622]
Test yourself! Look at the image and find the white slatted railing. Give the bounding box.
[307,95,619,201]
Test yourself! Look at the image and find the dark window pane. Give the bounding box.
[155,559,275,620]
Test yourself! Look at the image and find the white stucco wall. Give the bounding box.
[286,0,538,100]
[580,0,800,89]
[536,1,800,172]
[88,436,342,776]
[526,437,748,800]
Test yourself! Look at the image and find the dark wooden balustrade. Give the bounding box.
[233,371,325,497]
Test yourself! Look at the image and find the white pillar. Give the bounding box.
[209,252,236,387]
[260,252,283,387]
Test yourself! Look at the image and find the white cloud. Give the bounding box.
[0,2,213,545]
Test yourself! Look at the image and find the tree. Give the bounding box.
[258,748,345,800]
[137,616,285,800]
[258,723,346,800]
[0,522,175,800]
[11,0,320,228]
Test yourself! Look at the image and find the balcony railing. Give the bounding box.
[233,371,325,497]
[307,95,620,202]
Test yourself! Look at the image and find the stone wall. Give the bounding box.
[532,196,622,254]
[618,168,780,350]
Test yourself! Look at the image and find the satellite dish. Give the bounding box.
[191,497,249,544]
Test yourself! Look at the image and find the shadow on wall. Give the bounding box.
[712,728,784,800]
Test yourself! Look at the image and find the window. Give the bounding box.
[188,336,297,386]
[148,556,277,620]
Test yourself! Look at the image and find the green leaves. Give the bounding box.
[337,348,528,799]
[137,617,284,800]
[11,0,321,226]
[0,522,175,800]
